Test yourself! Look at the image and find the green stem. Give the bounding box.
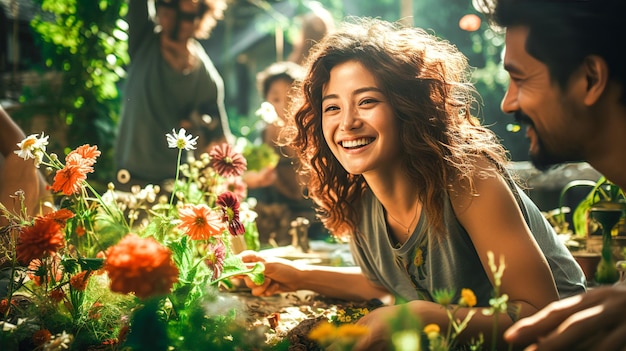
[491,313,498,351]
[209,266,260,286]
[169,149,183,209]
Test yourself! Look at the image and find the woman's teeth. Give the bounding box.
[342,138,373,149]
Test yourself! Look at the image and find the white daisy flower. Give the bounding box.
[255,101,279,124]
[14,132,49,161]
[166,128,198,151]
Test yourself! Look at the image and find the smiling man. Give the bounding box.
[481,0,626,350]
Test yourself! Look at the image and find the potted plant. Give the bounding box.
[569,177,626,284]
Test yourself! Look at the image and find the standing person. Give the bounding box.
[286,2,335,66]
[239,17,585,350]
[479,1,626,350]
[114,0,232,191]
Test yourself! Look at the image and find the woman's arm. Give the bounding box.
[449,158,559,332]
[239,250,391,302]
[353,161,558,350]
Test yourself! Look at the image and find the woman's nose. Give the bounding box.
[340,107,360,131]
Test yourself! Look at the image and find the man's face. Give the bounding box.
[501,26,589,170]
[156,0,201,41]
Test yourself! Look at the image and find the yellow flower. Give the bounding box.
[459,288,477,307]
[336,323,369,339]
[423,323,440,335]
[308,321,337,344]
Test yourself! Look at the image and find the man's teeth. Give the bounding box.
[342,138,372,148]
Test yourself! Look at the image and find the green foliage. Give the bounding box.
[20,0,129,188]
[572,177,626,237]
[241,139,280,172]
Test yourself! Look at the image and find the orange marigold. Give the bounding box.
[105,234,179,299]
[177,204,225,240]
[17,217,65,264]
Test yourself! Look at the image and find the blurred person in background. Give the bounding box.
[246,61,329,246]
[287,1,335,66]
[114,0,232,192]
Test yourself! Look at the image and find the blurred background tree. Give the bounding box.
[8,0,129,189]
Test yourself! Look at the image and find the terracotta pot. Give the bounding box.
[572,252,602,284]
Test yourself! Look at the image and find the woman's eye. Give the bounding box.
[323,105,339,113]
[360,98,378,106]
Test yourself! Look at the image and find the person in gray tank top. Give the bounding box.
[238,17,585,350]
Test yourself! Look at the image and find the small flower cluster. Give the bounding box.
[0,128,268,350]
[308,320,369,351]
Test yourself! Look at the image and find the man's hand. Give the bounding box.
[504,284,626,351]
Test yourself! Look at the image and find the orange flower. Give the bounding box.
[47,208,75,226]
[177,204,225,240]
[68,144,100,166]
[105,234,179,299]
[17,216,65,264]
[32,329,52,346]
[70,270,92,291]
[52,153,93,195]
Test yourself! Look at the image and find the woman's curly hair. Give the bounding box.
[281,17,508,238]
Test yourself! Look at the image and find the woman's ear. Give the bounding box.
[583,55,609,106]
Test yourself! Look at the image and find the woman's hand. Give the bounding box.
[348,305,397,351]
[242,166,277,189]
[238,250,301,296]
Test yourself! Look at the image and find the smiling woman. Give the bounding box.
[238,17,585,350]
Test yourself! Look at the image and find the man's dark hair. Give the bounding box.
[482,0,625,103]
